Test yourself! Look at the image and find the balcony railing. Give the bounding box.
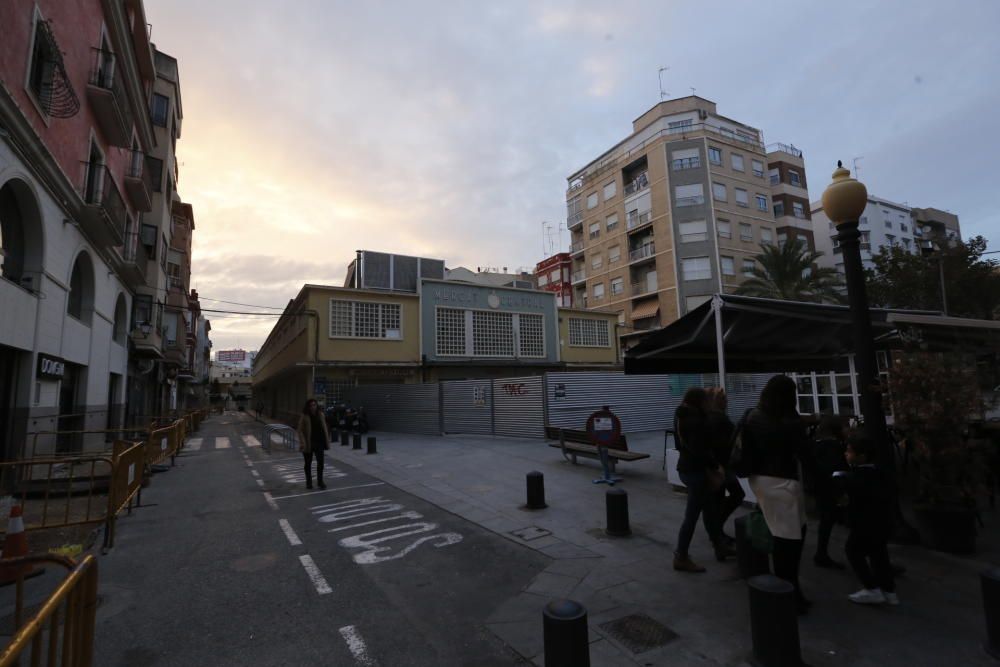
[87,48,132,147]
[629,243,655,262]
[631,281,652,296]
[80,163,127,244]
[627,210,651,231]
[567,211,584,228]
[122,229,148,280]
[766,142,803,158]
[623,172,649,197]
[675,195,704,207]
[571,269,586,283]
[124,150,153,211]
[672,157,700,171]
[570,240,585,254]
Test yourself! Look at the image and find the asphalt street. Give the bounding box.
[93,413,548,666]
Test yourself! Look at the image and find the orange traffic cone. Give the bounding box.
[0,504,38,585]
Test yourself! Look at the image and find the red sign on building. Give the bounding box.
[216,349,247,363]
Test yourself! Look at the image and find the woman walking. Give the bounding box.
[297,398,330,490]
[706,388,745,540]
[742,375,812,613]
[673,387,733,573]
[811,414,848,569]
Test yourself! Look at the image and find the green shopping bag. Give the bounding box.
[746,509,774,554]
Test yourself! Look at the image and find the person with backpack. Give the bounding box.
[706,388,745,541]
[811,414,849,569]
[673,387,735,573]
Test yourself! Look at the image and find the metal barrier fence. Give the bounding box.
[0,455,115,534]
[103,441,145,550]
[259,424,299,454]
[0,554,99,667]
[27,428,149,460]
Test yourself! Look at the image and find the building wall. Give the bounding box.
[813,196,923,272]
[558,310,620,365]
[308,287,421,363]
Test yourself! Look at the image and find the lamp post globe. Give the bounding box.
[821,162,868,225]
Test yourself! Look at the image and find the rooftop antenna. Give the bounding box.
[852,156,864,180]
[689,87,696,96]
[541,221,552,255]
[658,66,670,101]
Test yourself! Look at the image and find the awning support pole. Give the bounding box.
[712,295,727,389]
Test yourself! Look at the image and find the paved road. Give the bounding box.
[93,413,548,666]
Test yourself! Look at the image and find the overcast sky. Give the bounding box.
[144,0,1000,353]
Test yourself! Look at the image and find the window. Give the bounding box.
[592,283,605,300]
[589,222,600,239]
[752,159,764,177]
[671,148,700,170]
[717,220,732,239]
[591,254,602,270]
[146,157,163,192]
[885,221,892,229]
[900,223,908,232]
[610,277,624,296]
[755,194,768,211]
[761,227,773,244]
[735,189,749,207]
[550,269,560,282]
[902,237,912,249]
[788,170,801,186]
[773,201,785,217]
[66,253,94,324]
[731,154,744,171]
[329,300,402,339]
[537,274,549,287]
[606,214,619,231]
[473,311,515,356]
[708,147,722,165]
[742,259,756,276]
[518,313,545,357]
[792,202,805,218]
[860,216,868,226]
[712,182,727,202]
[721,256,735,276]
[886,234,896,245]
[768,168,779,185]
[681,256,712,281]
[777,233,788,247]
[567,195,583,225]
[568,318,610,347]
[739,223,753,241]
[586,192,598,209]
[603,181,616,200]
[668,119,693,133]
[674,184,704,207]
[679,220,708,243]
[28,17,58,115]
[608,245,621,263]
[151,93,170,127]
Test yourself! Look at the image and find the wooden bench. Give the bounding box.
[545,427,650,472]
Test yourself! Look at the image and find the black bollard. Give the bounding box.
[352,433,362,450]
[605,488,631,537]
[526,471,547,510]
[983,567,1000,659]
[543,599,590,667]
[340,430,349,446]
[747,574,801,667]
[735,514,771,580]
[366,436,377,454]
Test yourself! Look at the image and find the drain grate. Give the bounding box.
[599,613,678,654]
[509,526,551,541]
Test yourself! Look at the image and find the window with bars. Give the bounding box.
[518,313,545,357]
[472,311,515,356]
[329,299,402,339]
[436,307,466,355]
[568,318,610,347]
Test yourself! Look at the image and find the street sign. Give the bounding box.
[585,406,624,450]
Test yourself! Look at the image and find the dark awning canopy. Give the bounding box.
[624,294,1000,375]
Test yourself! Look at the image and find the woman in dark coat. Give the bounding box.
[706,388,745,540]
[297,398,331,490]
[742,375,812,613]
[811,414,848,569]
[673,387,733,573]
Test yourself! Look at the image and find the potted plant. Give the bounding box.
[888,350,985,554]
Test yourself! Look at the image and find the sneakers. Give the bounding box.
[673,554,706,573]
[883,592,900,606]
[848,588,886,605]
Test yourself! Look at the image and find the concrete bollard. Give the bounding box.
[340,430,349,446]
[543,599,590,667]
[983,567,1000,659]
[352,433,362,450]
[366,436,377,455]
[526,471,547,510]
[735,514,771,580]
[747,574,801,667]
[605,488,631,537]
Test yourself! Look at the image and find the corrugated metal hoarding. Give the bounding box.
[493,376,545,438]
[442,380,493,435]
[343,384,440,436]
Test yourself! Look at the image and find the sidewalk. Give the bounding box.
[325,430,997,666]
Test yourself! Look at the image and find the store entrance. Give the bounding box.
[0,345,20,461]
[56,364,84,454]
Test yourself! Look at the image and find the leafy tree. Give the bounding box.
[865,235,1000,319]
[735,240,846,303]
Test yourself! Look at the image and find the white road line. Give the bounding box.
[270,482,385,501]
[215,437,230,449]
[242,434,262,448]
[299,555,332,595]
[255,478,265,487]
[339,625,377,666]
[269,456,303,463]
[245,461,255,468]
[279,518,302,546]
[187,438,203,451]
[263,492,278,510]
[250,469,260,478]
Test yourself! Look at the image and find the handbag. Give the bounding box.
[746,509,774,554]
[727,409,754,478]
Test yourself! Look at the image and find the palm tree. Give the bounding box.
[735,239,845,304]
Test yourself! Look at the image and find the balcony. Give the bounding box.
[166,276,189,308]
[86,49,133,147]
[120,230,148,288]
[571,269,586,284]
[675,195,705,208]
[124,150,153,211]
[766,142,803,158]
[631,281,653,296]
[570,240,585,255]
[567,211,583,229]
[627,210,652,231]
[164,338,187,366]
[80,163,127,245]
[623,172,649,197]
[629,243,655,263]
[130,302,164,358]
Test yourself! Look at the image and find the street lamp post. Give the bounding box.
[821,162,889,453]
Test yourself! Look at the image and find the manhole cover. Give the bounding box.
[600,613,678,654]
[509,526,551,541]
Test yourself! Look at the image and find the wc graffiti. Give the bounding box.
[310,496,463,564]
[271,460,347,484]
